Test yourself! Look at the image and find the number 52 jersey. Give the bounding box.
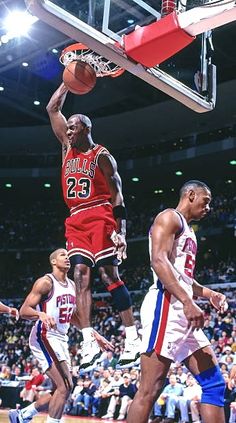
[29,274,76,372]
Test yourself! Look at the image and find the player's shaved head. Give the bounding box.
[49,248,67,265]
[70,113,92,128]
[180,180,211,198]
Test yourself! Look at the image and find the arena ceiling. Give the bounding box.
[0,0,236,135]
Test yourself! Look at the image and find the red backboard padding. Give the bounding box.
[123,11,195,67]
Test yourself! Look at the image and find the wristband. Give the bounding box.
[113,205,127,220]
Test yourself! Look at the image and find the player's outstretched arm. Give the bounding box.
[98,153,127,260]
[192,279,228,313]
[46,82,69,145]
[20,276,56,329]
[0,301,19,319]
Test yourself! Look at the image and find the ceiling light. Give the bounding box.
[44,183,51,188]
[22,62,29,67]
[175,171,183,176]
[1,34,9,44]
[229,160,236,165]
[132,177,139,182]
[226,179,232,184]
[0,86,4,91]
[127,19,135,24]
[5,183,12,188]
[4,10,38,38]
[154,189,163,194]
[52,48,58,54]
[34,100,40,105]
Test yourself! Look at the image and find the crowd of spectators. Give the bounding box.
[0,184,234,298]
[0,186,235,249]
[0,287,236,421]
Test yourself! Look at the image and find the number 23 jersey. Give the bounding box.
[62,144,111,214]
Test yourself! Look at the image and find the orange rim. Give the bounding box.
[61,42,88,57]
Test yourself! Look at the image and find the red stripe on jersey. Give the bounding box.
[107,280,124,291]
[154,290,171,355]
[41,323,59,364]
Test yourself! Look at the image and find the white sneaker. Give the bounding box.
[8,409,31,423]
[117,337,141,368]
[117,414,125,420]
[79,338,101,370]
[101,413,114,419]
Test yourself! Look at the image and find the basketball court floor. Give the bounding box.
[0,409,112,422]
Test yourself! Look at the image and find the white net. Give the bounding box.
[60,45,124,78]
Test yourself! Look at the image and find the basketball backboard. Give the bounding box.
[25,0,236,112]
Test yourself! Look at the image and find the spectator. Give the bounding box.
[101,370,124,419]
[153,374,184,423]
[19,367,44,405]
[178,373,202,423]
[102,372,137,420]
[73,376,98,416]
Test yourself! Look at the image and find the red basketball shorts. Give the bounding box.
[65,203,117,266]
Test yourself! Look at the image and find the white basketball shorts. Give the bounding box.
[140,282,210,363]
[29,323,71,373]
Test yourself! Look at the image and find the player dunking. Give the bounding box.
[9,248,112,423]
[127,180,228,423]
[46,83,140,369]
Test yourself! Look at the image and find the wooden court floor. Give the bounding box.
[0,409,115,422]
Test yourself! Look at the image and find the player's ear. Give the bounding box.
[189,190,195,202]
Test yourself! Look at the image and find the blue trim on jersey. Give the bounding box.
[174,210,184,238]
[36,320,52,369]
[147,279,164,352]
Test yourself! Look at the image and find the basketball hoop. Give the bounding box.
[60,43,125,78]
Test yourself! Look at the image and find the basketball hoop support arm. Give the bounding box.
[25,0,216,113]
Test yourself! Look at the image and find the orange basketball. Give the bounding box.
[63,60,96,95]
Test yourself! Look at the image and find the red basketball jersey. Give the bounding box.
[61,144,112,214]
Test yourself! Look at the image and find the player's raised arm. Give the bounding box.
[46,82,69,146]
[20,276,56,328]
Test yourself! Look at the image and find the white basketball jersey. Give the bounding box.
[149,209,197,288]
[36,273,76,336]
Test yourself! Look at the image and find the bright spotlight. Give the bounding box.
[4,10,38,38]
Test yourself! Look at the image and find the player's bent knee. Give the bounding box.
[195,365,225,407]
[107,281,132,311]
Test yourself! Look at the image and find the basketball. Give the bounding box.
[63,60,96,95]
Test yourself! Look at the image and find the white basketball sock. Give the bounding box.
[82,327,94,342]
[21,403,38,419]
[47,417,61,423]
[125,325,138,341]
